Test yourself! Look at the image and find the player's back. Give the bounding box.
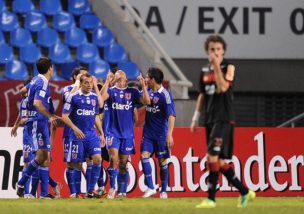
[26,74,51,122]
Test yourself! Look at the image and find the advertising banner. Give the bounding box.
[0,127,303,198]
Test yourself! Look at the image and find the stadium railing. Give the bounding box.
[276,112,304,127]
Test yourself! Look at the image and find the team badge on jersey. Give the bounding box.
[106,136,113,146]
[86,99,91,104]
[38,140,44,146]
[153,97,159,104]
[72,153,77,159]
[125,93,131,100]
[91,99,96,106]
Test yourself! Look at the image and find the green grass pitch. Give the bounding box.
[0,197,303,214]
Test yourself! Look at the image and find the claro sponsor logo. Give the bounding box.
[112,101,133,110]
[76,109,95,116]
[146,105,160,113]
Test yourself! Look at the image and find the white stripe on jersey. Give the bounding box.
[66,139,73,162]
[38,74,48,91]
[162,88,172,104]
[66,90,80,103]
[32,121,38,151]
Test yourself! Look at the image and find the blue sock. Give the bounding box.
[117,171,127,193]
[30,169,39,197]
[123,169,129,193]
[141,158,154,189]
[107,168,118,189]
[48,176,57,188]
[74,168,82,194]
[89,164,101,193]
[86,165,92,193]
[160,163,168,193]
[66,167,76,195]
[23,169,30,194]
[18,160,39,186]
[97,166,104,188]
[39,166,49,197]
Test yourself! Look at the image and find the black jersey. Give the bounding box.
[199,59,235,124]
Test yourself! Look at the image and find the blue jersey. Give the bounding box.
[143,86,176,139]
[20,97,28,119]
[62,84,74,138]
[26,74,51,122]
[102,102,109,135]
[106,86,141,139]
[63,90,99,140]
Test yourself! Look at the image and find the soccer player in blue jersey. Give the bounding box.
[13,78,61,199]
[62,67,88,198]
[62,73,105,198]
[101,69,150,199]
[140,67,176,199]
[11,79,34,198]
[16,57,60,199]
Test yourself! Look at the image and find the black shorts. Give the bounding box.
[205,123,234,159]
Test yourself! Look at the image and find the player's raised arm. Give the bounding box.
[137,74,150,105]
[100,71,113,101]
[66,73,82,99]
[210,53,234,93]
[92,76,104,108]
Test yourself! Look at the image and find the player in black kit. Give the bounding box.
[190,35,255,208]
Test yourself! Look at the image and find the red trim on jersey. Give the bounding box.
[202,73,215,83]
[208,162,220,171]
[220,163,231,172]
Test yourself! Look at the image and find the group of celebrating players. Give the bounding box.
[11,57,176,200]
[11,34,256,208]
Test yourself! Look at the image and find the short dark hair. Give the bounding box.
[36,57,52,74]
[111,67,119,74]
[147,67,163,84]
[80,73,92,83]
[72,66,88,82]
[97,82,103,91]
[204,35,227,52]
